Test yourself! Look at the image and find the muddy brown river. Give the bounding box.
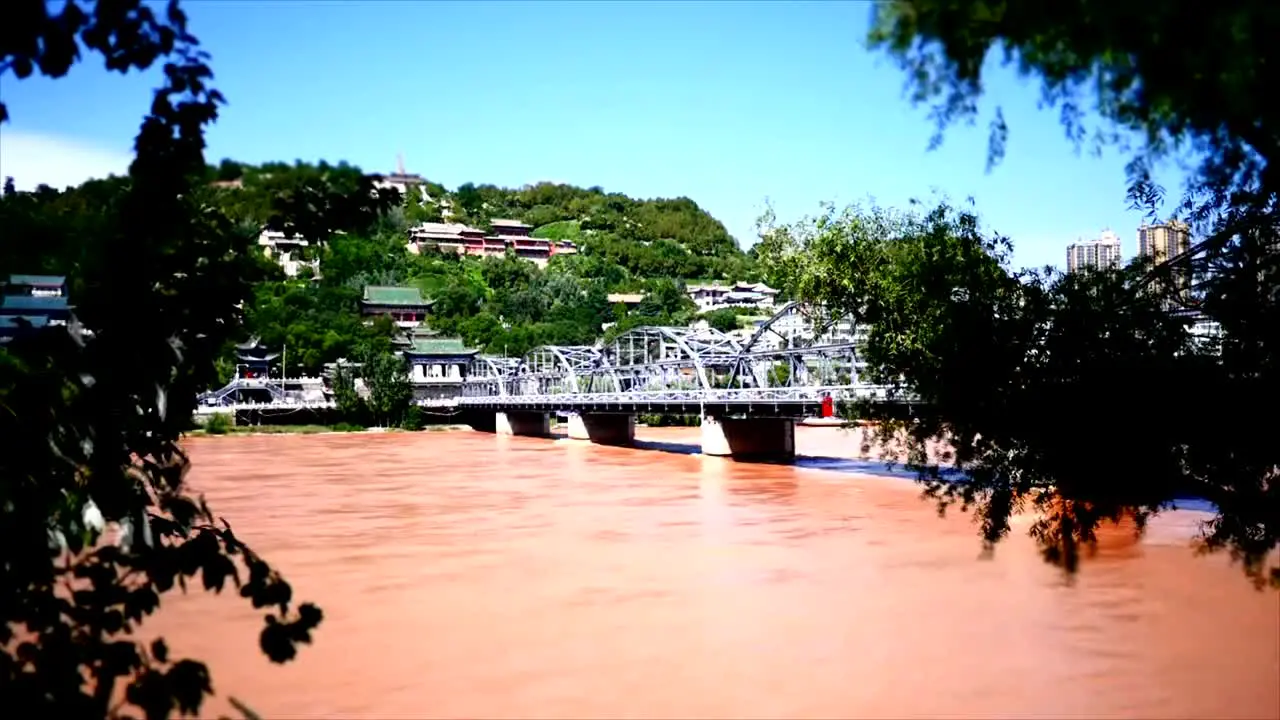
[151,428,1280,719]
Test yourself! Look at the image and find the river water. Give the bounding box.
[153,428,1280,719]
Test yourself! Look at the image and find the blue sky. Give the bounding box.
[0,0,1182,270]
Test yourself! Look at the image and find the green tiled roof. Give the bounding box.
[362,285,432,306]
[8,274,66,287]
[407,337,478,356]
[2,295,70,313]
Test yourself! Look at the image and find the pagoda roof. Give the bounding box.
[234,335,278,361]
[361,285,433,307]
[406,336,479,357]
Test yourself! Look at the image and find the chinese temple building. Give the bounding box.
[1,274,73,344]
[360,285,434,328]
[401,326,479,401]
[235,337,279,379]
[406,220,576,268]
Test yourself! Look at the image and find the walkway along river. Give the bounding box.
[149,427,1280,719]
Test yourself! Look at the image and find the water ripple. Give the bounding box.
[150,429,1279,720]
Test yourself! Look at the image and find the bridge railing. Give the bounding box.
[463,341,868,399]
[194,398,337,414]
[456,385,894,406]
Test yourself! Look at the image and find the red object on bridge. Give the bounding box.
[820,395,834,418]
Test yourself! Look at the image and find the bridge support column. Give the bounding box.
[700,415,795,461]
[566,413,635,446]
[496,411,551,437]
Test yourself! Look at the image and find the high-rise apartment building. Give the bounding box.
[1066,230,1123,273]
[1137,220,1192,303]
[1137,221,1191,261]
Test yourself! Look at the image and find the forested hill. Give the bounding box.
[210,159,750,268]
[2,160,765,379]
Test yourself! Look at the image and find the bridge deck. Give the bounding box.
[458,387,887,417]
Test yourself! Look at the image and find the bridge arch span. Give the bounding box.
[514,345,604,395]
[734,301,864,388]
[602,325,742,391]
[464,355,520,397]
[740,301,853,353]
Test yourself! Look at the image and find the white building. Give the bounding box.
[1066,230,1123,273]
[687,281,779,312]
[606,293,646,308]
[258,230,319,278]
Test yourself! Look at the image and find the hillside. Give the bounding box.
[1,160,765,379]
[210,160,756,279]
[2,159,768,376]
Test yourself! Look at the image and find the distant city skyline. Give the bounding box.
[1064,221,1199,274]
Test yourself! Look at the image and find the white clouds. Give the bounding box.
[0,129,133,191]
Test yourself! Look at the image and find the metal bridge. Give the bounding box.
[194,302,892,420]
[458,302,889,417]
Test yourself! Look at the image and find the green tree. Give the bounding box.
[480,253,537,295]
[213,159,244,182]
[402,186,443,225]
[203,412,234,435]
[262,165,399,248]
[849,0,1279,586]
[331,363,364,425]
[243,282,394,376]
[760,197,1276,587]
[453,182,484,220]
[867,1,1279,224]
[637,278,696,322]
[766,362,792,387]
[361,352,413,428]
[1,1,323,716]
[700,308,742,333]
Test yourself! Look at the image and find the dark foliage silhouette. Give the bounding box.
[1,1,322,716]
[756,1,1279,587]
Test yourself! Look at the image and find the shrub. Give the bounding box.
[204,412,234,435]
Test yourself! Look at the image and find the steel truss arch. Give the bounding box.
[515,345,603,395]
[463,355,520,397]
[461,301,868,400]
[602,325,743,391]
[733,301,865,389]
[740,301,852,353]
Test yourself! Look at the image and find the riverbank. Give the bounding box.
[186,423,473,437]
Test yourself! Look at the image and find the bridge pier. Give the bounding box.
[700,415,796,461]
[566,413,635,446]
[496,411,551,437]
